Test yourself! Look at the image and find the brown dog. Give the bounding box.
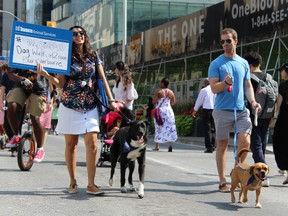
[230,148,269,208]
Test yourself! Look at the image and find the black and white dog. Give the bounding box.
[109,120,148,198]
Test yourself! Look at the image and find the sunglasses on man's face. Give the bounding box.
[73,31,86,37]
[220,39,232,45]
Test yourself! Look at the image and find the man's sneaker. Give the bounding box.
[6,135,21,148]
[219,183,230,192]
[263,178,270,187]
[86,185,104,195]
[278,170,287,176]
[33,149,45,163]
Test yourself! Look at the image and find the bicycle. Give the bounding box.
[17,114,36,171]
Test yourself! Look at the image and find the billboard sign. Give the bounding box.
[9,21,72,75]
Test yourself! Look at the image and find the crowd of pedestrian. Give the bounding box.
[1,25,287,197]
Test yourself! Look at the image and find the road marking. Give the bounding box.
[147,157,191,173]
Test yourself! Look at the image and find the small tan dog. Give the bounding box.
[230,148,269,208]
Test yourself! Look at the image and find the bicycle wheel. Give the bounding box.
[17,132,35,171]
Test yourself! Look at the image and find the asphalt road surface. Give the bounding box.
[0,134,287,216]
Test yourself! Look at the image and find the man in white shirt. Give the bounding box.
[192,79,216,153]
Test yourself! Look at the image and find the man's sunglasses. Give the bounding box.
[73,31,86,37]
[220,39,232,45]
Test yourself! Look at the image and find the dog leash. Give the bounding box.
[80,81,132,124]
[230,79,249,171]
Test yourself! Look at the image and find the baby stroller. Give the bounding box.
[97,111,123,167]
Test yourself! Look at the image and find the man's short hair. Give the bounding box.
[222,28,238,40]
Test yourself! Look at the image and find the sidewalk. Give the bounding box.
[172,136,274,153]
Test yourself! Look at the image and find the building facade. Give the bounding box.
[88,0,288,111]
[0,0,52,57]
[0,0,26,57]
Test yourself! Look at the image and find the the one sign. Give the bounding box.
[9,21,72,75]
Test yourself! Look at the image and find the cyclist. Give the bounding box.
[0,63,23,156]
[5,67,49,162]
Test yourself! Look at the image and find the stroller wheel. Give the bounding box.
[97,161,104,167]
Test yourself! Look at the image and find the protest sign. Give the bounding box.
[9,21,72,75]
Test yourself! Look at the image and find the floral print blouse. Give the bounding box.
[61,53,102,112]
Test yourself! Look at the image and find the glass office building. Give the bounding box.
[72,0,223,51]
[53,0,288,112]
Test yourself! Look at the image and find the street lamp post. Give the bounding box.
[0,9,23,22]
[0,37,9,57]
[0,9,23,56]
[122,0,127,63]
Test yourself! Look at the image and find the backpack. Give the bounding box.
[250,73,278,119]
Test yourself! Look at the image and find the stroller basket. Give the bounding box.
[97,112,122,167]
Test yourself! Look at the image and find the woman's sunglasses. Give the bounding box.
[73,31,86,37]
[220,39,232,45]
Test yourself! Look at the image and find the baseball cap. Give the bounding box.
[277,63,288,72]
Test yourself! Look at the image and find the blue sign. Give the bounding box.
[0,56,9,61]
[9,21,72,75]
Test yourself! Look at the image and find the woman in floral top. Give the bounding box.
[35,26,118,195]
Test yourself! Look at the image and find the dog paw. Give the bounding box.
[109,179,113,186]
[255,203,262,208]
[138,182,144,199]
[121,186,127,193]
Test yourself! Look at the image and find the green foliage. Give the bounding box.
[173,99,195,115]
[175,115,193,136]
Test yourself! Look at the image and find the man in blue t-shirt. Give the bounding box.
[208,28,262,192]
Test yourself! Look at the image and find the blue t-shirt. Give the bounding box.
[208,54,250,110]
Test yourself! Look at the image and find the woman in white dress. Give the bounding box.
[152,78,178,151]
[112,61,138,111]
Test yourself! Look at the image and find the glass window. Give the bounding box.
[129,0,151,37]
[170,3,188,21]
[151,1,169,28]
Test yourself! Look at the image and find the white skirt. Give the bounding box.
[55,103,100,135]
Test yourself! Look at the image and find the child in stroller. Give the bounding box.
[97,111,122,167]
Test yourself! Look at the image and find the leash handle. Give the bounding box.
[254,107,258,126]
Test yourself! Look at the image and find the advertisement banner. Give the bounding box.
[224,0,288,39]
[126,33,143,65]
[100,41,123,70]
[144,0,288,62]
[9,21,72,75]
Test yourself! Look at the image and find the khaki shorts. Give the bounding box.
[6,87,46,118]
[212,109,252,140]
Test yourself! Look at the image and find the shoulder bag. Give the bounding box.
[93,53,110,117]
[153,91,168,126]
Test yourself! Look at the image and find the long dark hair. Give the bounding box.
[69,26,95,63]
[115,61,133,90]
